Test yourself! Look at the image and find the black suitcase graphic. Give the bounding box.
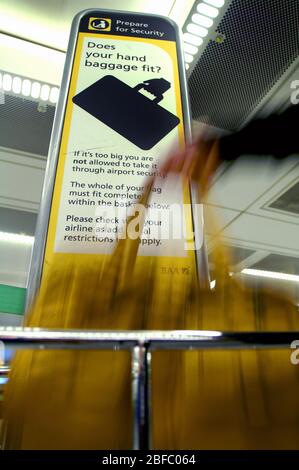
[72,75,180,150]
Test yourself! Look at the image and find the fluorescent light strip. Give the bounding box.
[197,3,219,18]
[183,33,204,46]
[12,76,21,94]
[40,83,50,101]
[184,53,194,63]
[183,0,226,66]
[192,13,214,28]
[31,81,41,99]
[0,231,34,245]
[241,268,299,283]
[187,23,208,37]
[22,78,31,96]
[49,86,59,104]
[0,71,60,104]
[2,73,12,91]
[184,43,199,55]
[204,0,225,7]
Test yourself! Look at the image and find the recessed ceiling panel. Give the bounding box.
[269,180,299,215]
[252,253,299,275]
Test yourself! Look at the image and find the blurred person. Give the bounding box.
[217,103,299,163]
[188,103,299,193]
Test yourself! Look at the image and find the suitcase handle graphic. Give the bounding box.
[133,78,171,104]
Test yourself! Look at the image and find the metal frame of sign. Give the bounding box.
[25,8,210,311]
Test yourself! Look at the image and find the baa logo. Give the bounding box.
[88,17,111,32]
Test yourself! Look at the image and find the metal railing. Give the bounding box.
[0,327,298,449]
[0,366,9,377]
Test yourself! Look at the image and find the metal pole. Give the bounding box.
[146,348,152,450]
[0,366,10,376]
[131,343,150,450]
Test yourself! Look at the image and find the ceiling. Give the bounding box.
[0,0,298,308]
[0,0,194,50]
[189,0,299,130]
[0,0,194,85]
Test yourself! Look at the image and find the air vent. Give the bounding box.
[188,0,299,130]
[0,93,55,156]
[269,180,299,215]
[252,253,299,275]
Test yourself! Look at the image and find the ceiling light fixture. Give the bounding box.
[205,0,225,7]
[183,1,226,67]
[183,43,199,55]
[0,231,34,245]
[49,86,59,104]
[187,23,209,37]
[21,78,31,97]
[241,268,299,283]
[197,3,219,18]
[184,53,194,63]
[31,81,41,99]
[40,83,50,101]
[12,76,21,94]
[192,13,214,28]
[183,33,204,46]
[0,70,60,104]
[2,73,12,91]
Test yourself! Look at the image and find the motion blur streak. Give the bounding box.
[2,143,299,450]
